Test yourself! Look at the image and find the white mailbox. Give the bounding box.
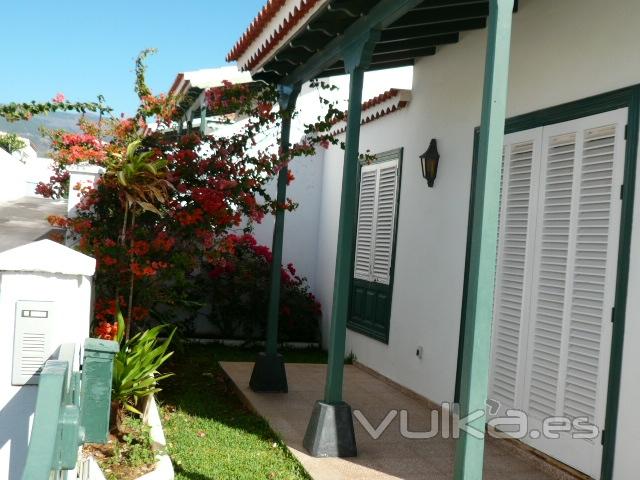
[0,239,96,479]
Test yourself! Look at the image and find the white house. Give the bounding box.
[227,0,640,478]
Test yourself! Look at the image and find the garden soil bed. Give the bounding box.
[79,396,173,480]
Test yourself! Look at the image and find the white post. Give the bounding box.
[66,163,105,218]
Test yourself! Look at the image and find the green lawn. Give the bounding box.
[159,344,327,480]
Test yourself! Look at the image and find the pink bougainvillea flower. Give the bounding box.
[52,93,66,103]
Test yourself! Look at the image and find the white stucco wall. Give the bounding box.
[0,139,51,201]
[250,67,414,291]
[310,0,640,477]
[250,148,326,291]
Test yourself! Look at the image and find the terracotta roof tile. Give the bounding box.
[331,89,411,135]
[227,0,323,71]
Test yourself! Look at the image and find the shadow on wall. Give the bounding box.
[0,385,37,479]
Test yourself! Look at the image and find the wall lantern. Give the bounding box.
[420,139,440,188]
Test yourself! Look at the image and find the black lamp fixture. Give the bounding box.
[420,139,440,188]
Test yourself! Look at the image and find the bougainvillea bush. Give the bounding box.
[205,233,321,343]
[1,50,341,343]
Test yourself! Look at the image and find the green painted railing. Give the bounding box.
[21,338,118,480]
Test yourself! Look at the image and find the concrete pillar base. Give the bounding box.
[249,352,288,393]
[303,400,357,457]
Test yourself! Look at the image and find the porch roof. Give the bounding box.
[228,0,517,83]
[168,67,254,118]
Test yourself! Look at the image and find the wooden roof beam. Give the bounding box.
[388,2,489,29]
[371,47,436,64]
[380,17,486,42]
[282,0,425,85]
[374,33,459,53]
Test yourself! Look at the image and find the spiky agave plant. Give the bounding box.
[110,310,175,434]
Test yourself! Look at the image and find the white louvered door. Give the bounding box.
[489,128,542,417]
[489,108,627,479]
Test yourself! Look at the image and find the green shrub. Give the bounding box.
[0,133,27,153]
[205,234,321,343]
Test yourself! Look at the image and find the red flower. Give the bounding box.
[47,215,68,228]
[131,240,150,256]
[152,232,175,252]
[176,208,204,226]
[95,321,117,340]
[131,262,157,277]
[102,255,117,266]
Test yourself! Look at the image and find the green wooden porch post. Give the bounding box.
[249,83,301,393]
[200,103,207,135]
[453,0,514,479]
[303,30,380,458]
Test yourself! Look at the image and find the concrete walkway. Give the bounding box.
[0,196,66,253]
[221,362,566,480]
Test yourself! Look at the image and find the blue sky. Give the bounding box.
[0,0,265,116]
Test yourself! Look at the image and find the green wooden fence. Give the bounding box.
[21,338,118,480]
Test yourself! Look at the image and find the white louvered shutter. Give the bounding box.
[526,128,578,420]
[562,122,622,425]
[372,161,399,285]
[488,109,626,478]
[519,109,626,478]
[354,167,378,281]
[489,130,542,413]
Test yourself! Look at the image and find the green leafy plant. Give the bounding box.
[111,311,175,432]
[0,132,27,153]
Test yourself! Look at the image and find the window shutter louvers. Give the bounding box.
[490,138,538,408]
[372,163,399,285]
[527,131,578,420]
[563,123,621,424]
[354,168,378,281]
[354,158,399,285]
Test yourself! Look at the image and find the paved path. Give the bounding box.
[0,196,66,253]
[221,362,567,480]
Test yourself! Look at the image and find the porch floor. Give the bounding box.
[220,362,558,480]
